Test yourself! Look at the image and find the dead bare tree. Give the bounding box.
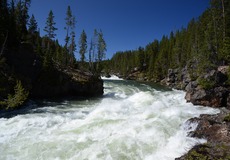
[221,0,226,39]
[0,31,8,56]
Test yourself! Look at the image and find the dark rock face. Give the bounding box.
[161,67,192,90]
[199,69,228,86]
[167,68,178,83]
[1,44,104,100]
[181,67,192,87]
[185,81,198,92]
[164,66,229,108]
[216,71,228,85]
[1,44,42,97]
[185,86,229,108]
[31,68,104,98]
[176,109,230,160]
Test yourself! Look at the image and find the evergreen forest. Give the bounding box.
[108,0,230,83]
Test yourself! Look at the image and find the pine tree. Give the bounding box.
[44,10,57,52]
[28,14,37,34]
[79,30,87,63]
[88,39,94,72]
[97,30,106,62]
[14,0,31,39]
[64,6,73,47]
[137,47,145,69]
[43,10,57,68]
[21,0,30,29]
[147,40,159,78]
[96,30,106,73]
[44,10,57,40]
[69,30,76,66]
[64,6,76,66]
[92,29,98,62]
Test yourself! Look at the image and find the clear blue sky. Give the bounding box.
[29,0,210,59]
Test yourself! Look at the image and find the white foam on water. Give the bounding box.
[0,81,219,160]
[101,75,123,80]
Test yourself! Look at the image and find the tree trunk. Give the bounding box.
[221,0,226,39]
[0,31,8,56]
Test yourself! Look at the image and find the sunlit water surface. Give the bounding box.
[0,76,219,160]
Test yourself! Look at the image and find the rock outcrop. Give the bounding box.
[31,66,103,98]
[161,66,230,159]
[1,44,104,100]
[176,109,230,160]
[185,86,229,108]
[185,68,229,108]
[160,67,192,90]
[163,66,230,108]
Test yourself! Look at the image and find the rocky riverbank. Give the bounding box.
[176,109,230,159]
[120,65,230,108]
[162,66,230,159]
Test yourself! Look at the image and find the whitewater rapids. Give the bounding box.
[0,77,219,160]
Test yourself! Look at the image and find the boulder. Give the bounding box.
[189,113,230,143]
[185,86,229,108]
[185,67,229,108]
[185,81,198,92]
[216,71,228,85]
[181,67,191,85]
[218,66,229,75]
[167,68,179,83]
[200,69,228,86]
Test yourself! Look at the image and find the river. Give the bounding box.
[0,76,219,160]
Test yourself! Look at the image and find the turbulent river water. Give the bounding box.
[0,76,219,160]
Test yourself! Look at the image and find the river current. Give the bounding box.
[0,76,219,160]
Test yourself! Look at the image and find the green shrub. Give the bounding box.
[0,80,29,110]
[224,113,230,122]
[187,150,208,160]
[198,78,215,89]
